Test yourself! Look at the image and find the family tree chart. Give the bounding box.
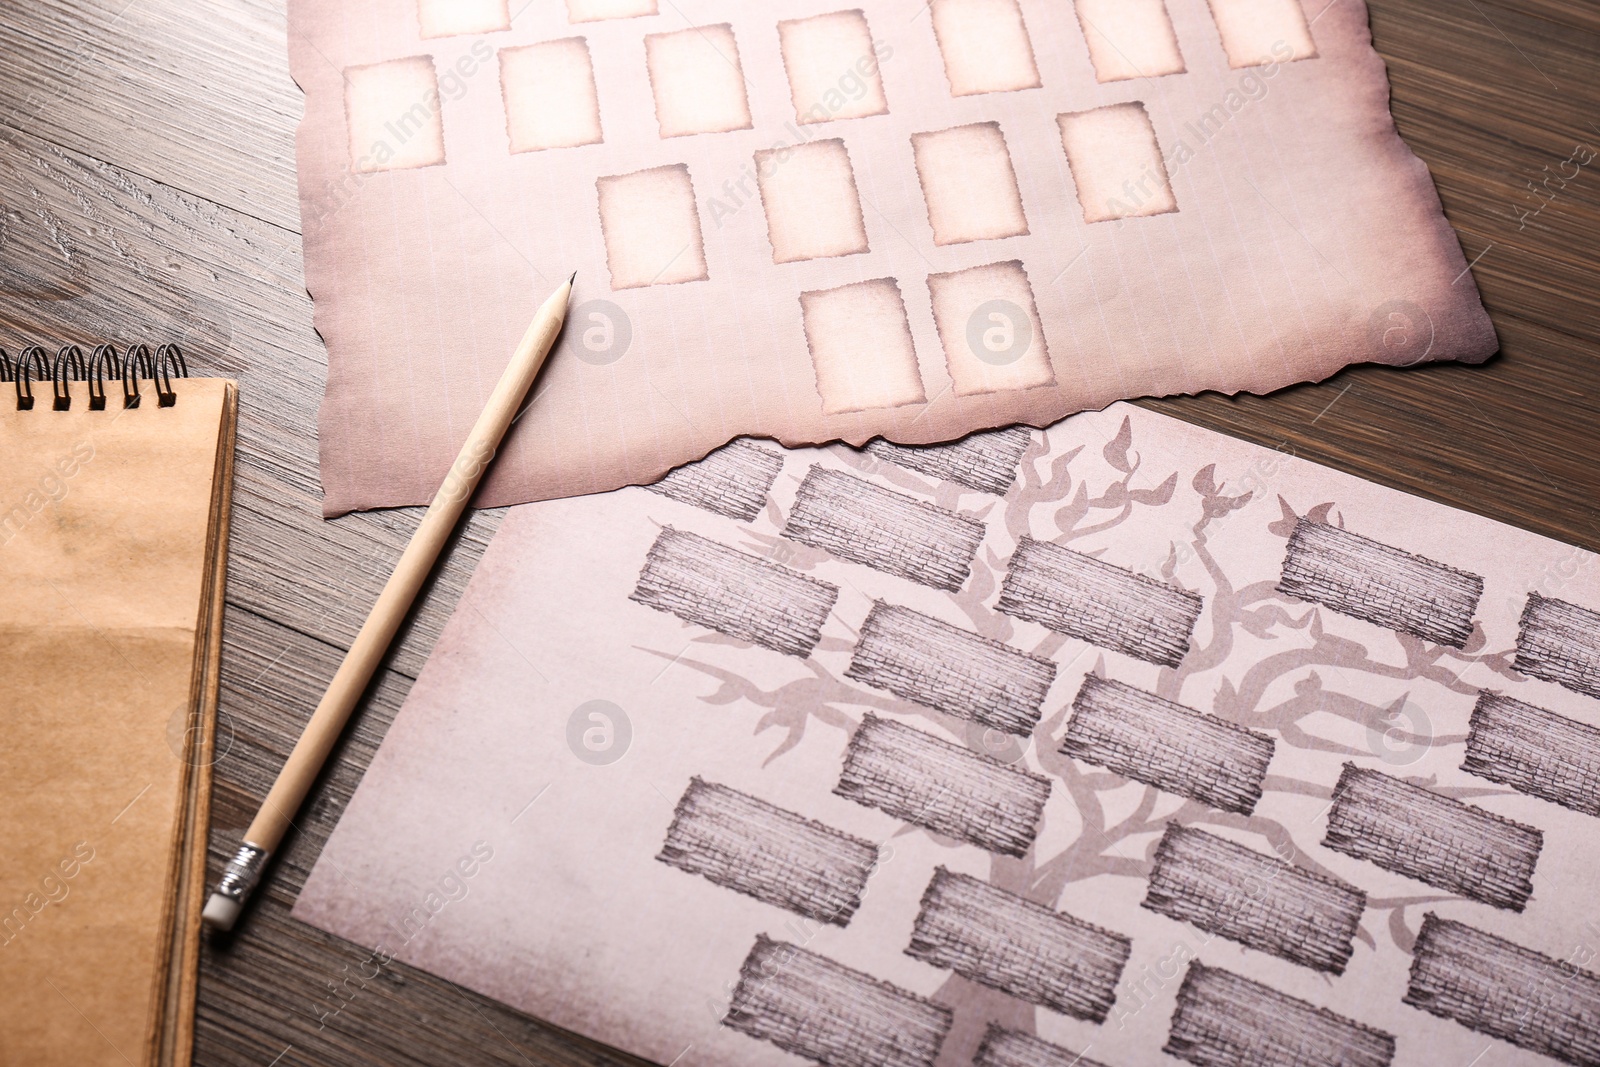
[298,405,1600,1067]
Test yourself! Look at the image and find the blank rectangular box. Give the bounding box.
[1074,0,1185,82]
[928,261,1053,396]
[908,868,1130,1021]
[755,139,868,263]
[1278,519,1484,648]
[645,24,752,138]
[929,0,1041,96]
[785,472,984,590]
[1062,676,1275,815]
[657,778,878,925]
[999,535,1203,666]
[1167,963,1395,1067]
[1206,0,1317,67]
[566,0,656,21]
[630,526,839,657]
[864,426,1034,495]
[912,123,1029,246]
[1515,592,1600,699]
[596,164,708,289]
[835,714,1050,856]
[645,438,784,521]
[975,1027,1111,1067]
[1058,102,1176,223]
[800,279,925,415]
[344,56,446,173]
[778,10,889,124]
[725,937,952,1067]
[1463,691,1600,816]
[1144,825,1365,975]
[418,0,509,38]
[1322,764,1542,912]
[1406,915,1600,1067]
[845,602,1055,735]
[499,39,603,153]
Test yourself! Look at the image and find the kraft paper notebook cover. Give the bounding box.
[298,409,1600,1067]
[0,363,238,1067]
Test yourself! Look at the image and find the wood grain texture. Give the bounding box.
[1144,0,1600,553]
[0,0,1594,1064]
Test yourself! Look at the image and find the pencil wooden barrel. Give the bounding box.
[203,277,573,931]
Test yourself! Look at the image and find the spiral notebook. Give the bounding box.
[0,348,238,1067]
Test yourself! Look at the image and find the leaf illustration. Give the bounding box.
[1103,416,1135,473]
[1131,471,1178,506]
[1268,494,1300,537]
[1203,490,1254,519]
[1306,501,1339,526]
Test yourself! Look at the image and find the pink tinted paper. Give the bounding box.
[292,0,1496,515]
[297,408,1600,1067]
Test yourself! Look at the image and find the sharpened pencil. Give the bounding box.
[203,273,576,931]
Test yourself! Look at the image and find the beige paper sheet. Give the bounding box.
[0,378,237,1067]
[296,408,1599,1067]
[293,0,1496,516]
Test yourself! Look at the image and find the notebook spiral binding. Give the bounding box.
[0,343,189,412]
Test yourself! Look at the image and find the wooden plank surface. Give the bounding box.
[0,0,1594,1064]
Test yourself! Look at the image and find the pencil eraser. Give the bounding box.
[202,893,242,932]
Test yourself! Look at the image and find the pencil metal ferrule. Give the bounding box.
[214,843,270,906]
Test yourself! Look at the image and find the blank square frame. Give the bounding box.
[800,279,926,415]
[928,260,1054,396]
[417,0,509,38]
[929,0,1042,96]
[344,56,446,174]
[754,138,870,264]
[646,24,754,138]
[1073,0,1186,82]
[596,164,710,290]
[499,38,603,153]
[567,0,658,22]
[777,10,890,125]
[911,122,1029,246]
[1057,102,1177,223]
[1205,0,1317,67]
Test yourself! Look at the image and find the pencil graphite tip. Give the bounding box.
[567,271,577,287]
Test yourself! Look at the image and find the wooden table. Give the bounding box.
[0,1,1595,1063]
